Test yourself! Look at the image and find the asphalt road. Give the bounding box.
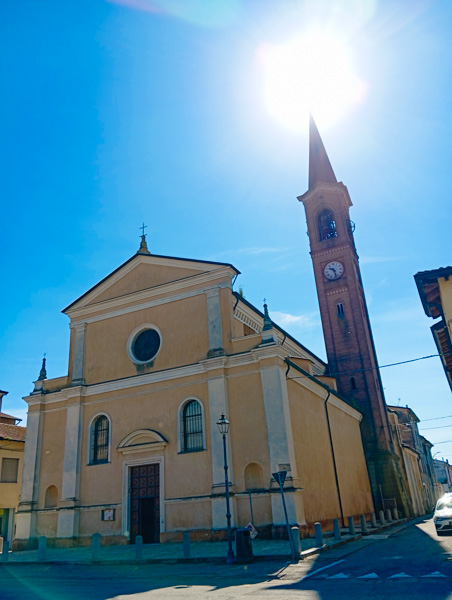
[1,517,451,599]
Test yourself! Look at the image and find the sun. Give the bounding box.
[258,32,367,131]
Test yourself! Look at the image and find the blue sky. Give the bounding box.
[1,0,451,459]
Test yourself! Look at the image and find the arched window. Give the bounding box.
[244,463,265,490]
[318,209,337,240]
[90,414,110,465]
[44,485,58,508]
[336,303,344,317]
[180,400,204,453]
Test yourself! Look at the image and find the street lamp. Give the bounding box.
[217,413,234,564]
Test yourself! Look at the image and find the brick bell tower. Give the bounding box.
[298,116,411,516]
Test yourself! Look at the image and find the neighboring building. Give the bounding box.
[420,436,443,506]
[0,390,26,546]
[388,405,438,514]
[434,459,452,493]
[388,409,423,516]
[298,117,411,517]
[14,239,373,549]
[414,266,452,392]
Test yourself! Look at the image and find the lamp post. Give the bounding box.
[217,413,234,564]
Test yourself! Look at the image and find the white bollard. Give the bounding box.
[360,514,368,533]
[38,536,47,561]
[392,508,399,521]
[183,532,191,558]
[370,513,377,528]
[379,510,386,525]
[291,526,301,555]
[333,518,341,541]
[135,535,143,560]
[348,516,355,535]
[91,533,101,562]
[314,522,323,547]
[386,509,392,523]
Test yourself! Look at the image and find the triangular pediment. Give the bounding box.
[63,252,239,314]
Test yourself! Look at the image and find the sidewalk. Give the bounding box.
[0,518,411,565]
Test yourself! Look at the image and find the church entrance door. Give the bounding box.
[130,463,160,544]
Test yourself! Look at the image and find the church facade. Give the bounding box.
[14,235,373,548]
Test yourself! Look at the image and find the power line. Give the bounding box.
[421,414,452,423]
[287,352,449,380]
[420,424,452,431]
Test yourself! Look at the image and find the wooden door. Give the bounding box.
[130,463,160,544]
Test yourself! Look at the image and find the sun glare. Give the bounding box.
[259,33,367,131]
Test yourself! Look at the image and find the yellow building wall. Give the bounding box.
[288,380,372,523]
[82,295,210,385]
[328,402,374,516]
[439,276,452,333]
[0,440,24,509]
[36,409,66,509]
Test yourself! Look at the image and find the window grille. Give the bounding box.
[182,400,203,452]
[337,303,344,317]
[92,415,109,464]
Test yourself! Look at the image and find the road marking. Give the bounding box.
[300,559,345,580]
[327,573,349,579]
[389,572,413,578]
[422,572,447,578]
[358,573,380,579]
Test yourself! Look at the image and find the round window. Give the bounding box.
[132,329,161,363]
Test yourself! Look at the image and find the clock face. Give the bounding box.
[324,261,344,280]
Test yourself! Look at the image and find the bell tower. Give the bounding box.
[298,116,411,516]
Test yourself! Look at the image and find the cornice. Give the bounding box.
[311,244,351,259]
[297,181,351,206]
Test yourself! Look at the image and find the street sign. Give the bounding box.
[245,522,258,539]
[272,471,287,486]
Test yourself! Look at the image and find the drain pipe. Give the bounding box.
[324,391,345,528]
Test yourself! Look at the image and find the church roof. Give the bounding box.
[308,114,337,189]
[63,250,240,314]
[233,291,326,368]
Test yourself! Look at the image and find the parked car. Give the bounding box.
[433,493,452,535]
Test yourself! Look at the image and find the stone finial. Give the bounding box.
[38,356,47,381]
[137,234,151,255]
[263,302,273,331]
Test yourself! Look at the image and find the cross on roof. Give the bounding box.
[140,222,148,238]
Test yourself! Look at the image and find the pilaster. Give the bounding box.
[206,289,224,357]
[71,322,87,385]
[57,390,83,538]
[15,405,42,542]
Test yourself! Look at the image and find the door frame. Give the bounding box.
[121,456,165,540]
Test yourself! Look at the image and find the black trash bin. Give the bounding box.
[235,528,253,562]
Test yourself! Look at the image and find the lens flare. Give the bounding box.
[259,33,368,131]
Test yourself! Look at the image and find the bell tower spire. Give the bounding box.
[298,118,412,518]
[308,114,337,189]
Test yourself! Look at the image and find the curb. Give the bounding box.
[0,518,415,566]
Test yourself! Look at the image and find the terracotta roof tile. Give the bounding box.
[0,423,26,443]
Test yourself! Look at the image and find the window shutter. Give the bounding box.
[1,458,19,483]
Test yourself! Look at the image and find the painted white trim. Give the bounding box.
[66,256,236,314]
[126,323,162,366]
[176,397,206,453]
[117,429,167,450]
[87,412,112,465]
[121,455,165,540]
